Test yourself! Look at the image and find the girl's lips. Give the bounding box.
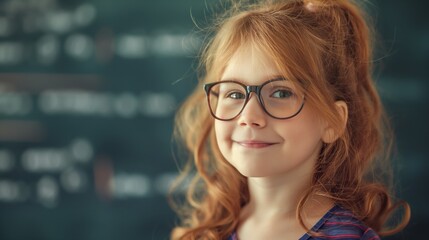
[234,140,277,148]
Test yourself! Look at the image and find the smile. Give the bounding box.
[234,140,277,148]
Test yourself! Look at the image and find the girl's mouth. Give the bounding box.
[234,140,277,148]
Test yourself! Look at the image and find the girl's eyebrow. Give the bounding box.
[269,75,287,81]
[219,75,288,83]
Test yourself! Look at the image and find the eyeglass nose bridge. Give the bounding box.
[242,85,264,110]
[246,85,260,95]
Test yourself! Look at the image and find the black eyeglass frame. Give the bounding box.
[203,79,306,121]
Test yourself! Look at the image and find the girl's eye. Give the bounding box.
[271,89,293,98]
[227,91,246,99]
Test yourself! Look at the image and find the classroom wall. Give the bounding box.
[0,0,427,239]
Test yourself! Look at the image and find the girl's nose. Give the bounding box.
[237,94,267,128]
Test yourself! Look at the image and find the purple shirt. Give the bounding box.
[228,205,380,240]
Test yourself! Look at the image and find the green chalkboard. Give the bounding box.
[0,0,427,239]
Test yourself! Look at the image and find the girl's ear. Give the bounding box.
[322,101,348,143]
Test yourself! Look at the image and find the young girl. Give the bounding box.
[170,0,410,239]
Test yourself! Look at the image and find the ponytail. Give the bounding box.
[299,0,410,235]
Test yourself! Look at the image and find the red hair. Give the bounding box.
[170,0,410,239]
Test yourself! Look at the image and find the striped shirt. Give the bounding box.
[228,205,380,240]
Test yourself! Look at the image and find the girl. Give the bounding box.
[170,0,410,239]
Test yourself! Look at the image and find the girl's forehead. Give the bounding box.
[229,45,275,65]
[221,44,288,80]
[225,44,276,67]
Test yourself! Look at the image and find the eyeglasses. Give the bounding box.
[203,78,305,121]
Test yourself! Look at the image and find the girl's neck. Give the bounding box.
[241,174,334,222]
[236,175,334,240]
[245,174,310,219]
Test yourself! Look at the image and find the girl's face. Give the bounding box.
[214,46,327,179]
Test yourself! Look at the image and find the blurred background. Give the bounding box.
[0,0,427,239]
